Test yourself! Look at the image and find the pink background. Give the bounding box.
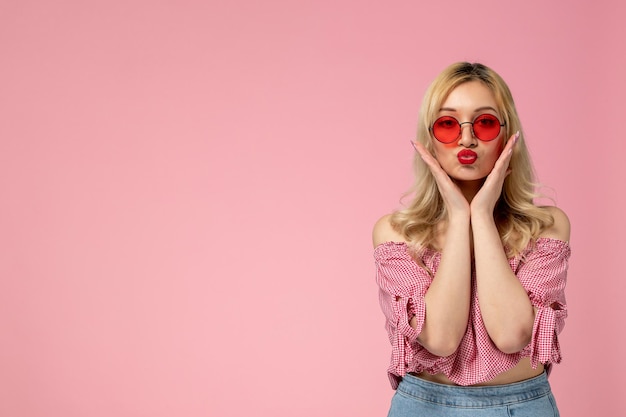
[1,1,624,416]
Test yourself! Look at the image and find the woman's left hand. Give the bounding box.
[470,132,519,215]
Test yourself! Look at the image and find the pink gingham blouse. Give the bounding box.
[375,237,570,388]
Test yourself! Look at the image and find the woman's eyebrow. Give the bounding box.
[474,106,498,113]
[438,106,498,113]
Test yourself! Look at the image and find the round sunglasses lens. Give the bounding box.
[432,116,459,143]
[473,114,501,141]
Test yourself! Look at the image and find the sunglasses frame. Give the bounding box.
[430,114,506,144]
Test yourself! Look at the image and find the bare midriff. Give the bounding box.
[410,357,544,386]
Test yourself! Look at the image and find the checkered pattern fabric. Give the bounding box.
[375,238,570,388]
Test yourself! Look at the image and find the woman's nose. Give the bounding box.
[457,122,477,147]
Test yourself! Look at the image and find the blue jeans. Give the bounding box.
[388,372,559,417]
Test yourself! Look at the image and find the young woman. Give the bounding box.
[373,62,570,416]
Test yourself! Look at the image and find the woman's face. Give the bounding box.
[431,81,505,183]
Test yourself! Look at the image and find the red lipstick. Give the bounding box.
[457,149,477,165]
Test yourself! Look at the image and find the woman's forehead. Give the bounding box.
[440,81,497,111]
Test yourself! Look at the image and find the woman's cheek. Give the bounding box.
[497,138,505,155]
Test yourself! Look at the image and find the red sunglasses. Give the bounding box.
[430,114,505,144]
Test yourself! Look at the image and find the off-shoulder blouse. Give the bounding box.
[374,238,570,388]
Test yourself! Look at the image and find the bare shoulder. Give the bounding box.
[372,214,407,248]
[539,206,571,242]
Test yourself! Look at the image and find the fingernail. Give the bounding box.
[411,142,423,157]
[514,131,520,143]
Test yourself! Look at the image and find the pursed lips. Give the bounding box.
[457,149,477,165]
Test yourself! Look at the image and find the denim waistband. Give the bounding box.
[397,372,553,407]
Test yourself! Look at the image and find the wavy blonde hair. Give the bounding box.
[391,62,553,257]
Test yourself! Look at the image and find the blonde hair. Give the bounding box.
[391,62,553,257]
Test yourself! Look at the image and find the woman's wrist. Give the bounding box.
[470,209,495,223]
[447,209,471,224]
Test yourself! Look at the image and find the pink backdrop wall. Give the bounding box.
[1,1,624,416]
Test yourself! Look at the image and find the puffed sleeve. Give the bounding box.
[374,242,435,384]
[515,238,571,368]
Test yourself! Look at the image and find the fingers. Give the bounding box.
[412,141,448,183]
[411,141,435,165]
[412,142,467,206]
[492,131,519,174]
[504,131,519,158]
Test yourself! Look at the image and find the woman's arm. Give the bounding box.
[417,213,471,356]
[468,135,532,353]
[373,213,471,357]
[472,207,570,353]
[471,213,536,353]
[470,134,571,353]
[395,142,473,356]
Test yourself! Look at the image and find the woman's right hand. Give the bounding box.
[412,141,470,217]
